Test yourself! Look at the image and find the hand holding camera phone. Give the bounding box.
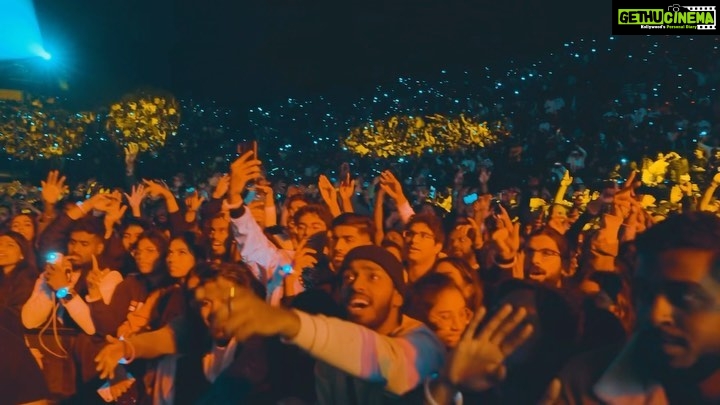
[299,232,333,289]
[237,140,257,158]
[45,252,74,290]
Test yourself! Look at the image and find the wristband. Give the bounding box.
[76,202,87,215]
[119,336,136,364]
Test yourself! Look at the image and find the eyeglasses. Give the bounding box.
[403,230,435,241]
[525,247,561,258]
[429,307,473,329]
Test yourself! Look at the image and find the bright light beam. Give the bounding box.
[0,0,47,61]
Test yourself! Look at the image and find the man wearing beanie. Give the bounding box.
[194,244,445,404]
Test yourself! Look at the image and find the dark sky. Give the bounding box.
[33,0,609,108]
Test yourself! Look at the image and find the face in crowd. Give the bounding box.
[523,233,564,287]
[426,286,472,349]
[635,248,720,374]
[340,259,402,334]
[0,234,24,270]
[122,224,145,252]
[67,231,104,268]
[296,212,327,243]
[447,226,474,262]
[208,217,230,257]
[10,214,35,243]
[404,222,443,265]
[134,237,161,274]
[433,259,481,307]
[166,238,196,279]
[330,225,372,270]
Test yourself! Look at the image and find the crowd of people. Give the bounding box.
[0,35,719,405]
[2,131,720,404]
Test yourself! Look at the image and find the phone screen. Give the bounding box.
[237,141,257,157]
[463,193,478,205]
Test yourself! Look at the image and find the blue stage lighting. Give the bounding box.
[0,0,47,61]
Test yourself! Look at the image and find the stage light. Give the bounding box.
[29,43,52,61]
[0,0,46,61]
[37,48,52,60]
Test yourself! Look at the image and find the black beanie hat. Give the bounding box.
[339,245,406,294]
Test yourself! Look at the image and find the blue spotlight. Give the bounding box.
[0,0,46,61]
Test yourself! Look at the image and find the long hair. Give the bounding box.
[431,257,484,309]
[403,273,468,326]
[133,229,172,290]
[0,230,38,277]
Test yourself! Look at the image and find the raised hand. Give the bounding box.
[318,175,338,204]
[338,174,356,200]
[185,191,205,213]
[124,143,139,168]
[318,175,341,216]
[103,195,128,237]
[86,255,107,302]
[212,174,231,199]
[195,276,300,342]
[338,174,356,213]
[228,151,262,204]
[462,217,484,249]
[559,170,573,187]
[443,304,533,392]
[141,179,171,199]
[490,205,520,261]
[95,336,127,380]
[713,172,720,186]
[41,170,68,205]
[293,239,318,273]
[124,184,147,217]
[472,194,493,219]
[379,170,409,206]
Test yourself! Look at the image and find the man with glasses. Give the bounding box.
[523,229,570,288]
[556,212,720,404]
[403,214,445,283]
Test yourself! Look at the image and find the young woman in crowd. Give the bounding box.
[404,273,473,350]
[430,257,484,310]
[0,231,39,334]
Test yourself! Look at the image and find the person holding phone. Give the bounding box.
[225,151,299,306]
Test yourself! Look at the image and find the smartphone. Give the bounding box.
[243,189,257,205]
[491,199,503,215]
[47,252,63,265]
[463,193,479,205]
[237,140,257,157]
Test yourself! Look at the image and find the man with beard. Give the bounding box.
[23,194,126,336]
[522,229,569,289]
[556,212,720,404]
[446,219,481,271]
[195,245,445,403]
[328,213,375,271]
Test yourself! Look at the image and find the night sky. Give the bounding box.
[33,0,609,108]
